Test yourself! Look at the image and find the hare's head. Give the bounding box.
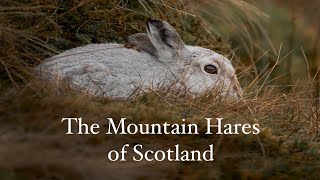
[128,18,243,99]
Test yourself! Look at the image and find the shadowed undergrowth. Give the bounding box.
[0,0,319,179]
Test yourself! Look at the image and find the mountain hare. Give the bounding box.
[37,19,242,99]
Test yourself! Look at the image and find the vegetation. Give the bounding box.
[0,0,319,179]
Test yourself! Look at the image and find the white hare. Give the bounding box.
[37,19,242,99]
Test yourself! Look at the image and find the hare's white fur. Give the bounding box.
[37,19,242,99]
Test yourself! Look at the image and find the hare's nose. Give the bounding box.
[231,76,243,98]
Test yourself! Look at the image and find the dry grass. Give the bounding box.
[0,0,320,179]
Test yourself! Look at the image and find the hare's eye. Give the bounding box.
[204,65,217,74]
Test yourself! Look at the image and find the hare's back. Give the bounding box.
[40,43,168,76]
[37,43,171,97]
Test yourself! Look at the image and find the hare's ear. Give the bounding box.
[126,33,157,57]
[146,19,186,62]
